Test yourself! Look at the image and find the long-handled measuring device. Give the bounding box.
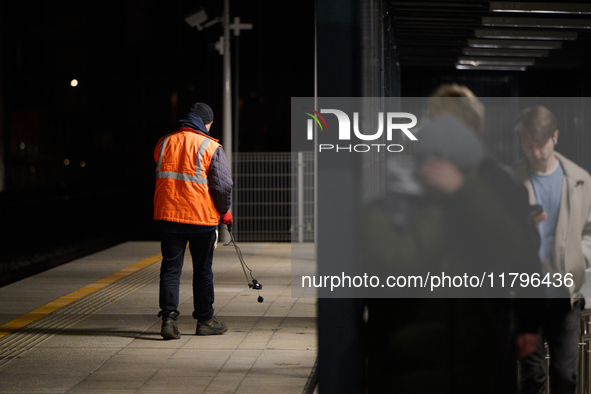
[224,225,264,303]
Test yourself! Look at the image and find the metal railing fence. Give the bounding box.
[231,152,314,243]
[577,309,591,394]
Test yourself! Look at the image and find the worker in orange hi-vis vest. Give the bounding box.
[153,102,233,339]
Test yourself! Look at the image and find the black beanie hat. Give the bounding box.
[190,102,214,124]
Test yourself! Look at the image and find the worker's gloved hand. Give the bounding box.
[221,211,233,231]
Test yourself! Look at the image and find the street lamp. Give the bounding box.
[184,2,252,163]
[185,1,252,242]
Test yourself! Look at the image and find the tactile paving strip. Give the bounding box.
[0,262,160,367]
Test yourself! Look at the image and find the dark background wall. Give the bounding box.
[0,0,315,193]
[0,0,315,282]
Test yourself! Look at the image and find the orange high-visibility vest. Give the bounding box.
[153,127,222,226]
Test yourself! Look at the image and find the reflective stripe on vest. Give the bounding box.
[155,135,211,185]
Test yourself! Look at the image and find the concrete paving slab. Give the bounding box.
[0,372,92,394]
[0,241,317,393]
[0,348,119,393]
[0,242,162,325]
[137,374,214,393]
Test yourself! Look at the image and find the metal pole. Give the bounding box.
[298,151,304,243]
[313,2,318,256]
[223,0,232,169]
[233,34,240,153]
[220,0,232,243]
[0,27,4,192]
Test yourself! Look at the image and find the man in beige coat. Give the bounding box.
[513,105,591,394]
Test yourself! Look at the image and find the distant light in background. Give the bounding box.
[19,142,25,150]
[474,28,577,40]
[70,79,78,87]
[64,159,70,166]
[467,39,562,49]
[483,16,591,29]
[490,2,591,15]
[30,167,35,173]
[80,160,86,168]
[455,64,527,71]
[458,56,536,66]
[462,47,549,57]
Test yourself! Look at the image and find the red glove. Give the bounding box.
[221,211,233,228]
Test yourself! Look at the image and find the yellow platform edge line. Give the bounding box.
[0,253,163,340]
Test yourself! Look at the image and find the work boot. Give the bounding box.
[196,316,228,335]
[160,311,180,339]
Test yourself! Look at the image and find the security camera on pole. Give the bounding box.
[184,1,252,242]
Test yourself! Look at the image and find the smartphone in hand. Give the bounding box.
[530,204,543,215]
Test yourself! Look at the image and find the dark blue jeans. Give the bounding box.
[159,230,216,321]
[520,299,582,394]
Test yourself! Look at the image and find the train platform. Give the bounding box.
[0,241,317,394]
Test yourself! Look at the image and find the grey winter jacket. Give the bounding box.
[209,147,233,214]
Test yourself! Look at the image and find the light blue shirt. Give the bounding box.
[529,162,564,266]
[529,162,564,296]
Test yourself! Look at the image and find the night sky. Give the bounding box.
[0,0,314,273]
[0,0,315,193]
